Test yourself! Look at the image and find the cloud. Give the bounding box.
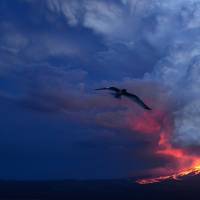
[45,0,149,44]
[42,0,200,81]
[0,20,88,69]
[47,0,83,26]
[143,0,200,147]
[0,32,28,54]
[44,0,196,48]
[83,1,124,36]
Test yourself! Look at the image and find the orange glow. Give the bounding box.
[130,110,163,134]
[137,165,200,184]
[130,109,200,185]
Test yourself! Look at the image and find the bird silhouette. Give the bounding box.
[95,87,152,110]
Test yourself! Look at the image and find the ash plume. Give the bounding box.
[144,0,200,148]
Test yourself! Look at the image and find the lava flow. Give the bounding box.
[130,110,200,184]
[137,165,200,184]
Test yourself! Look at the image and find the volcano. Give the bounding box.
[128,107,200,186]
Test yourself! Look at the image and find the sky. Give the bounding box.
[1,0,200,180]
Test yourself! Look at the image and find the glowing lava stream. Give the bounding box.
[137,165,200,184]
[130,110,200,185]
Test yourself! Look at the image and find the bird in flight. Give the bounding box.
[95,87,152,110]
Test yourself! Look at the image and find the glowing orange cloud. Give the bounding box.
[129,109,200,184]
[131,111,162,134]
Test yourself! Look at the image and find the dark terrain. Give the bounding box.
[0,175,199,200]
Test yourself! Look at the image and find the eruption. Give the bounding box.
[130,0,200,182]
[130,109,200,184]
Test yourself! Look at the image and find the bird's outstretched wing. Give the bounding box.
[124,92,152,110]
[95,87,120,92]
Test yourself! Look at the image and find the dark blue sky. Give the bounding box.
[1,0,200,180]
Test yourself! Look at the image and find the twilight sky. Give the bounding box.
[1,0,200,180]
